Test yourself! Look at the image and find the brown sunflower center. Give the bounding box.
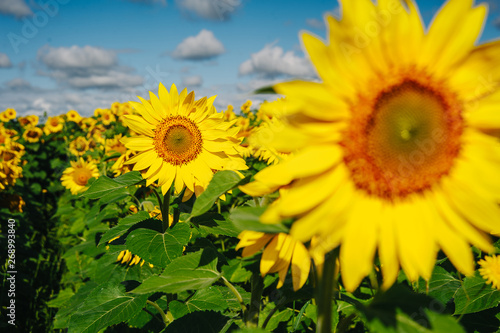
[154,116,203,166]
[73,167,92,186]
[342,79,463,200]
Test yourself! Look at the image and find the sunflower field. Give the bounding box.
[3,1,500,333]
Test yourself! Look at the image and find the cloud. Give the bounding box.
[175,0,241,21]
[0,0,32,18]
[239,43,316,78]
[306,18,325,29]
[0,52,12,68]
[182,75,203,87]
[172,29,225,60]
[5,78,31,90]
[37,45,143,89]
[38,45,117,69]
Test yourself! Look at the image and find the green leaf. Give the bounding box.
[229,206,289,234]
[98,211,150,246]
[357,284,464,333]
[417,266,461,305]
[222,258,253,283]
[191,170,247,217]
[191,212,241,237]
[126,222,191,268]
[132,248,221,294]
[253,85,277,94]
[67,282,149,333]
[47,288,76,308]
[169,286,229,319]
[53,282,99,329]
[454,274,500,315]
[165,311,234,333]
[82,171,143,200]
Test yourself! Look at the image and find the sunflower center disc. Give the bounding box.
[73,168,91,186]
[154,116,203,166]
[342,80,463,200]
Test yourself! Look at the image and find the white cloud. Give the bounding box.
[37,45,143,89]
[0,86,143,117]
[306,18,325,29]
[182,75,203,87]
[175,0,241,20]
[239,43,316,78]
[38,45,117,69]
[172,29,225,60]
[0,0,32,18]
[6,78,31,89]
[0,52,12,68]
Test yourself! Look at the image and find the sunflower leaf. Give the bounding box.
[81,171,144,200]
[126,222,191,268]
[169,286,230,319]
[454,273,500,315]
[229,206,289,233]
[67,282,149,333]
[131,248,221,294]
[191,170,248,217]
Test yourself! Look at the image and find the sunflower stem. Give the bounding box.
[247,272,264,327]
[316,249,339,333]
[222,276,248,319]
[146,300,170,326]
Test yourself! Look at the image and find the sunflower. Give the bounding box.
[60,158,99,195]
[0,108,16,122]
[66,110,82,124]
[236,231,311,291]
[240,0,500,291]
[100,109,116,125]
[121,83,247,200]
[223,105,236,121]
[18,115,39,127]
[44,116,64,134]
[479,255,500,290]
[22,126,43,143]
[69,136,90,156]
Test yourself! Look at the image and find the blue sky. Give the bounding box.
[0,0,499,117]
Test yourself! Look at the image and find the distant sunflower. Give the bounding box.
[122,83,247,200]
[479,255,500,290]
[66,110,82,124]
[18,115,39,127]
[0,108,16,122]
[101,109,116,125]
[44,116,64,134]
[240,0,500,291]
[236,231,311,291]
[22,126,43,143]
[60,158,99,195]
[69,136,89,156]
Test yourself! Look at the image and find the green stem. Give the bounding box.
[316,249,339,333]
[222,276,247,315]
[247,272,264,327]
[146,300,169,326]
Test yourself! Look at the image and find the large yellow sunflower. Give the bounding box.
[121,83,247,200]
[240,0,500,292]
[60,158,99,195]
